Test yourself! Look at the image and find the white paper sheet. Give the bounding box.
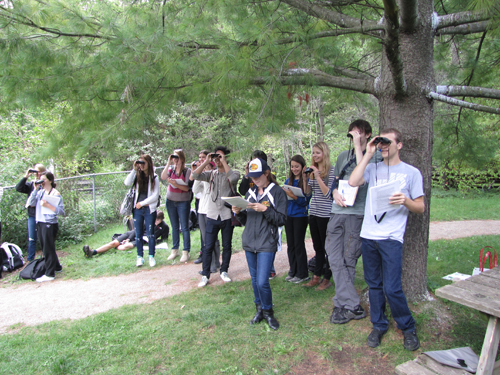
[221,196,249,209]
[368,180,401,216]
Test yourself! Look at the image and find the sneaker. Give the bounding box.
[367,328,387,348]
[83,245,93,258]
[36,275,55,283]
[330,307,345,324]
[403,330,420,351]
[198,276,209,287]
[136,256,144,267]
[332,305,367,324]
[285,275,294,282]
[220,271,231,282]
[149,256,156,267]
[292,276,310,284]
[269,272,277,280]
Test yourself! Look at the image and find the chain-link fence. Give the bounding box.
[0,168,168,249]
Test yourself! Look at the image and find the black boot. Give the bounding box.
[250,303,264,325]
[262,308,279,330]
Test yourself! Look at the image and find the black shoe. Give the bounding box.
[330,307,345,324]
[193,256,203,264]
[55,265,63,273]
[403,329,420,351]
[367,328,387,348]
[83,245,93,258]
[262,309,279,330]
[250,304,264,325]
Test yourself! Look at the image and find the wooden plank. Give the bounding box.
[395,360,439,375]
[417,355,471,375]
[436,284,500,318]
[469,273,500,289]
[477,317,500,375]
[455,279,500,301]
[481,267,500,280]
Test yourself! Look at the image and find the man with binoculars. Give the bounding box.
[348,128,425,352]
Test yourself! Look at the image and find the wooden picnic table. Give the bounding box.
[435,266,500,375]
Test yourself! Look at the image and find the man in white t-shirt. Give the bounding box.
[349,128,425,352]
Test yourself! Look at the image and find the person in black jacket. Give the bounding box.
[233,158,287,330]
[16,164,46,261]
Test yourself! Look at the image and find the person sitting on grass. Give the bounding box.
[83,211,169,257]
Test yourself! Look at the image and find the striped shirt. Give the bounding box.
[308,167,335,218]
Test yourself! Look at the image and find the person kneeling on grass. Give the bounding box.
[83,211,169,259]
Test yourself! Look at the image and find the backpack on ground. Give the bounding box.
[19,258,46,281]
[1,242,25,272]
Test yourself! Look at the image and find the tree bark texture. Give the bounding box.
[377,0,434,301]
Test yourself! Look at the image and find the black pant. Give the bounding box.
[37,222,61,277]
[285,216,309,279]
[309,215,332,280]
[202,217,233,278]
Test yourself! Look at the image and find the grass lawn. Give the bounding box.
[1,190,499,374]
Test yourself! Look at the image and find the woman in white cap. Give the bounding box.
[232,158,287,330]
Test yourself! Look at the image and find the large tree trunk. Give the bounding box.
[377,0,434,301]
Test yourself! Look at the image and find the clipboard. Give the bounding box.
[41,194,61,215]
[221,196,249,209]
[282,185,305,199]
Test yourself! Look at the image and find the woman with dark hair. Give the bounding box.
[161,149,192,263]
[125,154,160,267]
[233,158,287,330]
[27,171,65,282]
[303,142,335,290]
[283,155,311,283]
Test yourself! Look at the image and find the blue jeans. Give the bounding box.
[27,215,37,261]
[245,251,275,310]
[361,238,415,332]
[166,200,191,251]
[133,207,157,257]
[202,217,233,278]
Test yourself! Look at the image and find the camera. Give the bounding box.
[373,137,391,145]
[191,161,198,168]
[35,179,44,185]
[304,167,313,174]
[136,160,146,165]
[29,169,38,173]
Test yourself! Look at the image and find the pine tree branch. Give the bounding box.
[400,0,419,32]
[281,0,377,28]
[275,24,385,44]
[428,92,500,114]
[250,68,376,95]
[382,0,406,96]
[435,21,489,35]
[436,10,490,30]
[436,85,500,100]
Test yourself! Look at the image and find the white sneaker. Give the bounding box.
[220,272,231,282]
[167,249,179,261]
[36,275,55,283]
[198,276,209,287]
[136,256,144,267]
[179,251,190,262]
[149,256,156,267]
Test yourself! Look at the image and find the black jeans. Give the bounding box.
[309,215,332,279]
[284,216,309,279]
[37,222,61,277]
[202,217,233,278]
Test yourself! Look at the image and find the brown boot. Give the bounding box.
[317,278,333,290]
[303,275,321,287]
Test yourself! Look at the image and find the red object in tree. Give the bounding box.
[287,92,292,100]
[305,93,310,104]
[288,61,297,68]
[298,95,303,106]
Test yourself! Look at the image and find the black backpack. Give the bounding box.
[19,258,46,281]
[1,242,25,272]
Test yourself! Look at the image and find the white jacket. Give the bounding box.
[124,170,160,213]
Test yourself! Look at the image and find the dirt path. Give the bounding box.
[1,220,499,334]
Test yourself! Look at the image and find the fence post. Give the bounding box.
[92,174,97,233]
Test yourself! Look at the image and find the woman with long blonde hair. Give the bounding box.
[161,149,192,262]
[303,142,334,290]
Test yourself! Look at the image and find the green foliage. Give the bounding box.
[432,161,500,192]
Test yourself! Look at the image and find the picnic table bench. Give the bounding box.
[396,266,500,375]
